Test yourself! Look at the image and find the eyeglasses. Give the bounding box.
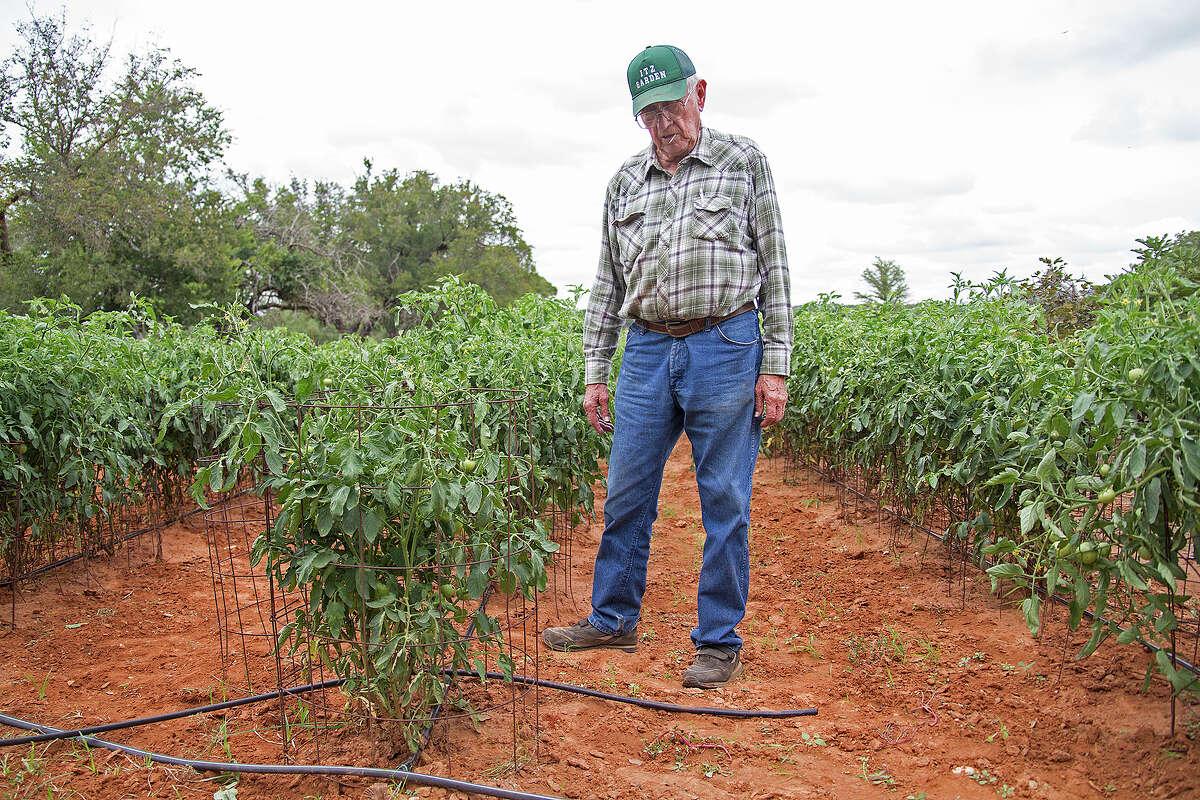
[635,89,695,129]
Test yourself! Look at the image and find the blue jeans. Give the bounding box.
[587,309,763,650]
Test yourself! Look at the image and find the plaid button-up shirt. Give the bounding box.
[583,127,793,384]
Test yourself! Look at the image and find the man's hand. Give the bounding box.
[754,374,788,428]
[583,382,613,434]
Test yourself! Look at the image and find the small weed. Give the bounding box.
[481,747,535,779]
[786,632,823,660]
[844,623,906,667]
[1184,709,1200,741]
[800,731,827,746]
[999,661,1032,674]
[644,726,734,778]
[912,635,942,667]
[985,721,1010,743]
[956,651,987,668]
[955,765,1000,787]
[858,756,895,787]
[23,671,52,701]
[0,745,78,797]
[203,718,234,761]
[626,682,643,698]
[813,601,840,622]
[974,768,999,786]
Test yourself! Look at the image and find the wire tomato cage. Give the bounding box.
[775,442,1200,728]
[0,436,214,623]
[201,385,550,775]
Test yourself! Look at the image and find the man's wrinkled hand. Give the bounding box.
[754,374,788,428]
[583,382,613,435]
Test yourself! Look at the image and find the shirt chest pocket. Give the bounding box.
[612,198,649,265]
[690,194,736,242]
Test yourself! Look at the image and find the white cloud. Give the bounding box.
[1,0,1197,305]
[1075,93,1200,146]
[797,172,976,205]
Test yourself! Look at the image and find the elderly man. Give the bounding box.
[543,45,792,689]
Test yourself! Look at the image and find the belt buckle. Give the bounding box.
[663,319,690,337]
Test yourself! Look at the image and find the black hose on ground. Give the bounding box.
[448,669,819,718]
[0,711,569,800]
[0,665,818,751]
[0,678,347,748]
[0,639,817,798]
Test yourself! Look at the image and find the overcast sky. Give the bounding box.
[3,0,1198,302]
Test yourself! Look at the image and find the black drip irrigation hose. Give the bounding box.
[0,663,818,798]
[0,678,347,748]
[448,669,819,718]
[0,669,817,751]
[806,459,1200,679]
[0,711,568,800]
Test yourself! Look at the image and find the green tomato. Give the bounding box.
[1127,368,1145,381]
[1098,464,1110,478]
[1079,549,1099,567]
[459,458,477,474]
[440,583,457,601]
[1097,488,1117,504]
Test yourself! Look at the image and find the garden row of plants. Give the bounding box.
[0,298,256,581]
[1,278,605,750]
[776,233,1200,695]
[167,279,606,750]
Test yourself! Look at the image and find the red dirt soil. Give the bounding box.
[1,438,1197,800]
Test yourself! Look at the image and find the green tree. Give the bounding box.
[237,163,553,334]
[854,257,909,304]
[0,10,235,321]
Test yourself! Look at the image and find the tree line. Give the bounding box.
[0,10,552,332]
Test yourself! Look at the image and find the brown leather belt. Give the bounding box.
[636,302,756,338]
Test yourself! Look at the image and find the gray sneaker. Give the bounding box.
[542,619,637,653]
[682,645,744,688]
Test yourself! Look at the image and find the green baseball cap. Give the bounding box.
[627,45,695,116]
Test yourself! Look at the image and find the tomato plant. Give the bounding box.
[779,234,1200,694]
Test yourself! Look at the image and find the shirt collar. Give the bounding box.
[640,126,715,177]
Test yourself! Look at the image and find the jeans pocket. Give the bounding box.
[715,316,760,346]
